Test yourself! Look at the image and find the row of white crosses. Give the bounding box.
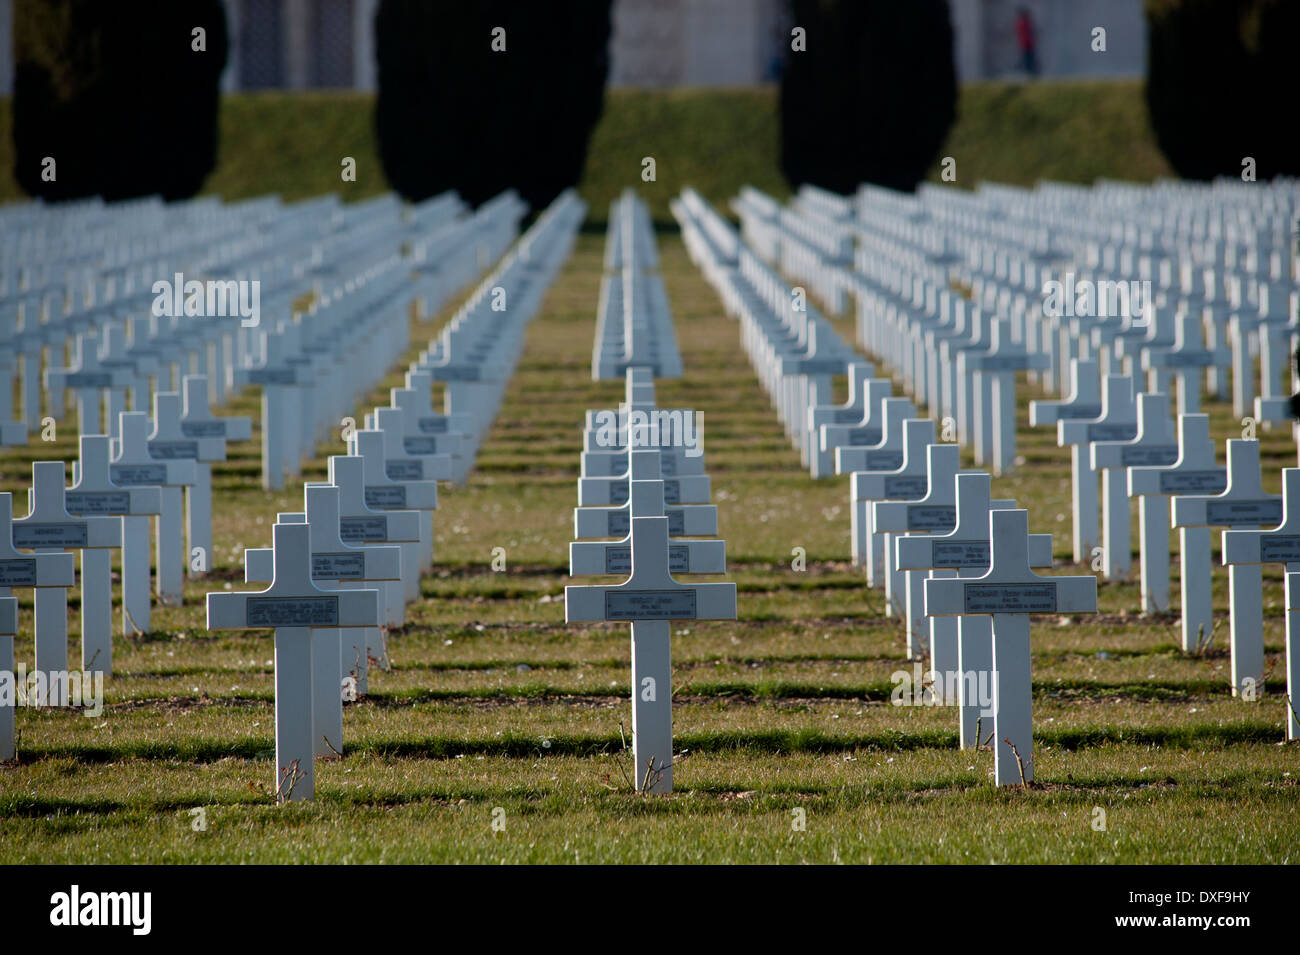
[735,185,1046,477]
[1031,357,1298,713]
[196,191,587,800]
[684,181,1300,766]
[592,190,682,380]
[1,191,526,502]
[408,191,587,472]
[567,370,735,793]
[0,375,251,737]
[769,179,1296,481]
[672,192,859,473]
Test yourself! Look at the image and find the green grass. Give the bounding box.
[0,80,1172,217]
[1,232,1297,864]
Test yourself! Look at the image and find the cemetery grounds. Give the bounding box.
[0,230,1296,864]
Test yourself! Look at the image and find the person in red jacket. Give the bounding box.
[1015,7,1038,76]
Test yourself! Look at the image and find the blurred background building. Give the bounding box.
[0,0,1146,96]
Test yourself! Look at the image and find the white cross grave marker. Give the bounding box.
[566,515,737,794]
[111,410,197,612]
[836,396,916,570]
[181,375,252,577]
[207,521,379,801]
[244,485,402,750]
[66,434,161,673]
[1090,391,1179,582]
[1058,375,1137,565]
[1221,468,1300,706]
[1141,312,1229,415]
[1127,413,1225,618]
[0,495,74,710]
[1172,439,1282,692]
[316,453,421,653]
[897,473,1053,745]
[348,429,438,602]
[926,509,1097,785]
[11,462,119,696]
[871,442,964,654]
[851,416,935,607]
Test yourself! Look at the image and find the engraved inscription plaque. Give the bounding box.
[964,583,1058,613]
[1158,471,1226,495]
[1205,499,1283,526]
[932,540,990,568]
[384,460,424,481]
[339,516,388,542]
[148,440,200,460]
[364,486,408,509]
[65,491,131,515]
[110,464,168,486]
[604,589,697,620]
[907,505,956,532]
[884,475,927,498]
[181,420,228,438]
[312,551,367,579]
[0,558,39,586]
[247,595,340,627]
[12,523,89,548]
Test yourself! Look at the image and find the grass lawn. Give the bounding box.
[0,229,1296,863]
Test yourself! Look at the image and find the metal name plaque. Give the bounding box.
[884,475,927,498]
[604,544,691,575]
[604,589,697,620]
[849,429,884,447]
[67,372,113,388]
[932,539,990,568]
[246,595,340,627]
[865,450,902,469]
[1121,445,1180,467]
[110,464,169,486]
[430,366,480,381]
[339,516,388,542]
[1159,353,1213,368]
[65,491,131,515]
[1087,423,1138,442]
[312,551,367,579]
[1259,537,1300,563]
[609,483,630,507]
[663,480,682,505]
[835,409,865,424]
[403,437,441,455]
[181,420,228,438]
[1159,470,1226,495]
[1057,404,1102,420]
[13,522,89,548]
[385,460,425,481]
[907,505,956,532]
[977,355,1030,372]
[418,417,450,434]
[660,455,678,477]
[964,582,1058,613]
[0,558,39,586]
[148,440,199,460]
[1205,499,1284,526]
[608,511,683,537]
[364,486,408,509]
[247,368,296,386]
